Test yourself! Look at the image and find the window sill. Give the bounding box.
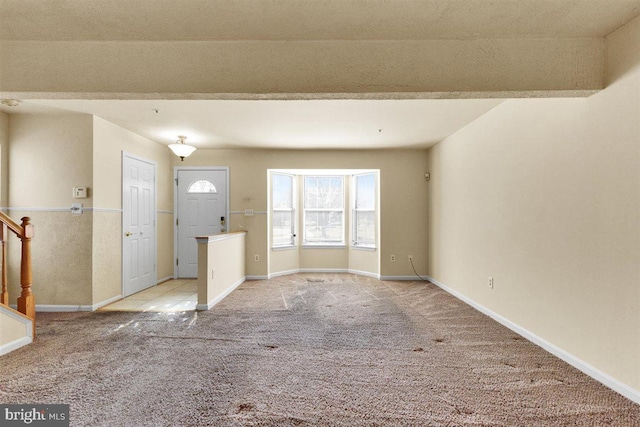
[272,245,296,251]
[302,245,346,249]
[351,245,377,252]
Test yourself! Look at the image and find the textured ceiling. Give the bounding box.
[1,0,639,41]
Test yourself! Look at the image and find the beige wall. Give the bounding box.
[92,117,173,211]
[197,232,246,307]
[9,114,93,208]
[427,16,640,393]
[175,149,429,278]
[7,113,94,305]
[3,113,174,307]
[0,111,8,208]
[0,309,30,350]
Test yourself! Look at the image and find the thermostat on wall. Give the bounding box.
[73,187,88,199]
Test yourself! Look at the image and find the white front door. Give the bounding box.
[176,168,228,278]
[122,154,157,297]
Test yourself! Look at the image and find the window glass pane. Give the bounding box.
[355,211,375,245]
[303,176,344,244]
[305,176,343,209]
[188,180,217,193]
[273,174,293,209]
[273,210,293,246]
[304,176,318,208]
[354,173,376,246]
[356,174,375,209]
[304,211,343,243]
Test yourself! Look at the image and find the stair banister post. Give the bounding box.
[1,223,7,305]
[17,217,35,336]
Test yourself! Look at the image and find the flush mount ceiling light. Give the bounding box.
[168,135,196,161]
[1,99,20,107]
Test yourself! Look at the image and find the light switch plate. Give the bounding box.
[71,203,83,215]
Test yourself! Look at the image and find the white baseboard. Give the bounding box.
[13,302,115,312]
[91,295,122,311]
[0,336,33,356]
[267,269,300,279]
[246,275,269,280]
[157,276,174,284]
[425,275,640,405]
[196,276,246,311]
[33,305,94,312]
[268,269,381,279]
[298,268,349,274]
[380,275,425,281]
[348,269,381,279]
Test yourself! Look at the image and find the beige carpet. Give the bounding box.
[1,274,638,426]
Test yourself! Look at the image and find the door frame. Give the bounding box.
[122,151,158,297]
[173,166,230,279]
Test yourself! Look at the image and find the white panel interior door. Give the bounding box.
[177,169,228,278]
[123,154,156,297]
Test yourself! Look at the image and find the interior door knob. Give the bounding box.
[125,231,132,237]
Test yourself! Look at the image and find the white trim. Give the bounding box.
[380,275,424,281]
[91,295,122,311]
[195,231,246,244]
[4,207,74,212]
[2,206,123,213]
[0,306,33,354]
[196,276,245,311]
[14,303,113,312]
[271,245,297,251]
[268,269,300,279]
[230,210,267,215]
[348,269,380,279]
[425,275,640,405]
[157,276,173,284]
[91,207,122,213]
[268,269,380,279]
[299,268,349,273]
[302,245,347,249]
[246,275,269,280]
[1,305,32,326]
[350,246,377,252]
[0,336,33,356]
[33,304,94,312]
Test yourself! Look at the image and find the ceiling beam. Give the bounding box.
[1,39,604,99]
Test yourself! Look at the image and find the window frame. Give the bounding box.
[352,172,377,249]
[271,172,296,248]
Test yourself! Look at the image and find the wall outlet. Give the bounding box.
[488,277,494,289]
[211,269,215,279]
[408,255,413,262]
[390,255,396,262]
[254,254,260,262]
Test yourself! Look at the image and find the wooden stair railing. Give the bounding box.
[0,212,35,337]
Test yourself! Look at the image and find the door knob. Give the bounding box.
[125,231,132,237]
